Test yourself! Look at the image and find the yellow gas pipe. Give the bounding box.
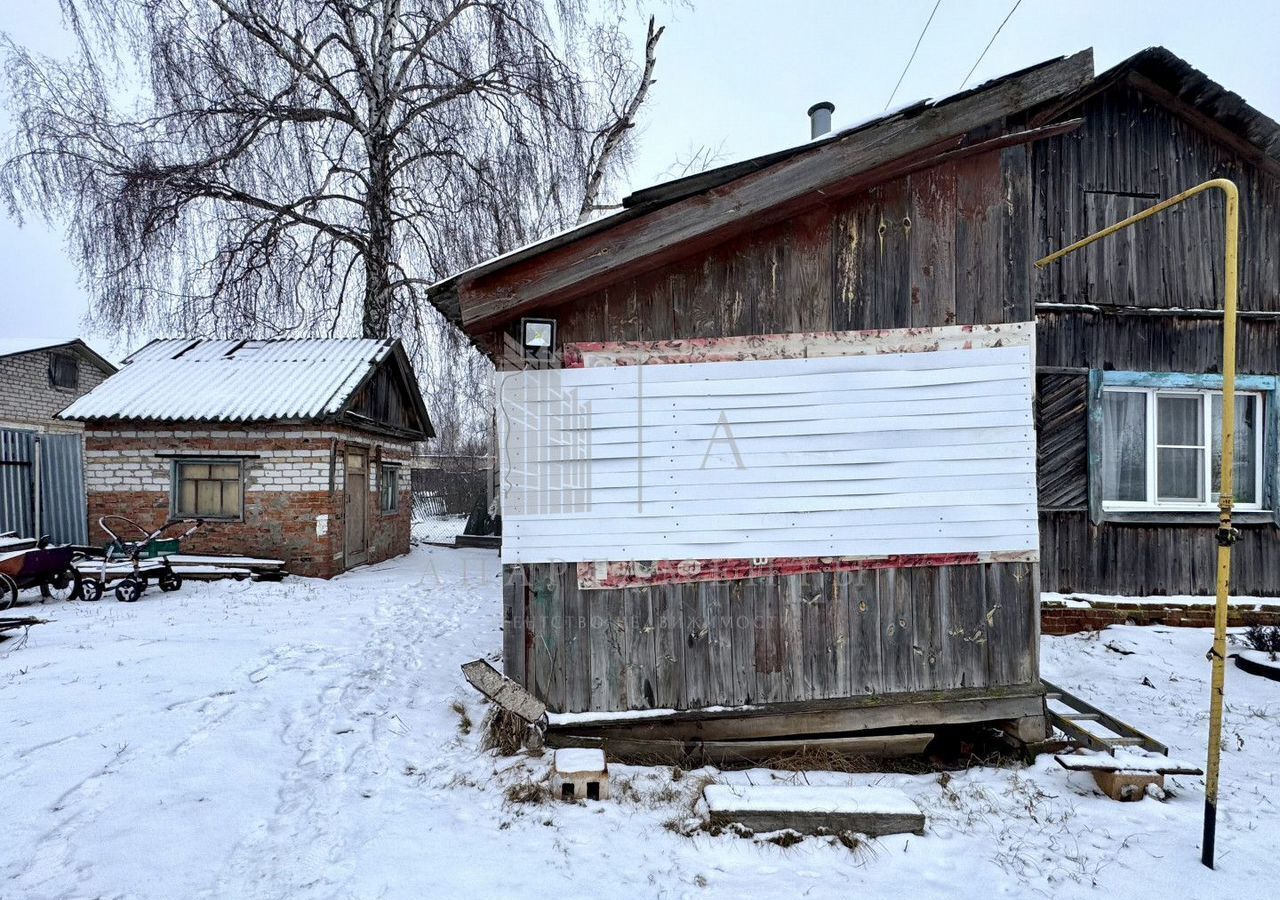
[1035,178,1239,870]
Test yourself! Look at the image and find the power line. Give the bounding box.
[885,0,943,111]
[959,0,1025,91]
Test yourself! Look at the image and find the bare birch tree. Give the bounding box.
[1,0,664,448]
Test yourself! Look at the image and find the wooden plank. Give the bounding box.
[912,566,942,691]
[752,574,784,704]
[602,584,627,710]
[651,583,682,708]
[504,564,526,684]
[728,577,757,705]
[705,580,737,707]
[828,569,852,699]
[587,588,614,711]
[555,687,1046,742]
[458,51,1094,327]
[543,731,935,767]
[946,563,988,690]
[460,659,548,723]
[560,567,591,712]
[908,163,958,328]
[779,575,806,700]
[705,785,925,837]
[681,582,712,708]
[799,571,829,699]
[623,586,657,709]
[847,569,882,696]
[530,567,562,710]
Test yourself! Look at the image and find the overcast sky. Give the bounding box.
[1,0,1278,358]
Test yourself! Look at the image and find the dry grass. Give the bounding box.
[480,707,527,755]
[503,779,553,806]
[450,700,473,736]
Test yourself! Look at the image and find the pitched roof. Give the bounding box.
[1055,47,1279,160]
[432,46,1278,334]
[0,337,117,374]
[60,338,432,438]
[433,50,1097,331]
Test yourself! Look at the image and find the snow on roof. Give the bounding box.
[0,337,88,358]
[60,338,396,424]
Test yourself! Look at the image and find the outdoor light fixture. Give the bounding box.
[520,317,556,356]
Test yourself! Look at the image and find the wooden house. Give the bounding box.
[431,46,1280,745]
[59,338,432,577]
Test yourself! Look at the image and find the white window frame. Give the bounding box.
[1101,386,1265,512]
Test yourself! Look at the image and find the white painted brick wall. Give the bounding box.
[0,349,110,431]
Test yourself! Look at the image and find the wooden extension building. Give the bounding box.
[431,47,1280,743]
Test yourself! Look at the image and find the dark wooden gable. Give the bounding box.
[341,344,434,440]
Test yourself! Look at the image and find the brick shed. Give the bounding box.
[59,338,433,578]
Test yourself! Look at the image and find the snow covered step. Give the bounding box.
[703,784,925,837]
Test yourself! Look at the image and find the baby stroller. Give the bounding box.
[78,516,202,602]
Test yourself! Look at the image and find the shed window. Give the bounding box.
[49,352,79,389]
[1101,386,1263,510]
[174,460,244,519]
[380,463,400,513]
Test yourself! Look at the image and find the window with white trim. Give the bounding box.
[1101,386,1263,511]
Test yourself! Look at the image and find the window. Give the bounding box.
[1101,386,1263,511]
[49,352,79,389]
[174,460,243,519]
[380,463,400,513]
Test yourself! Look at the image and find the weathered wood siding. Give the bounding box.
[1033,79,1280,595]
[514,147,1034,350]
[486,145,1042,712]
[503,560,1038,713]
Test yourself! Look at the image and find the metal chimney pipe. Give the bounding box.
[807,101,835,139]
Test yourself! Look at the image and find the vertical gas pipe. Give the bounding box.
[1034,178,1239,869]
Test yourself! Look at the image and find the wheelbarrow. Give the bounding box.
[76,517,202,603]
[0,538,83,609]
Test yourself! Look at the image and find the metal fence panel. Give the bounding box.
[0,429,35,539]
[39,432,87,544]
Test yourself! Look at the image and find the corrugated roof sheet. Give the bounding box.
[60,338,395,423]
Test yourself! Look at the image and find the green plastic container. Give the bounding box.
[144,538,181,558]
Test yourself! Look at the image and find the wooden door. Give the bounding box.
[345,448,368,567]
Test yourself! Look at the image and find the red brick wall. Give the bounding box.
[83,424,413,578]
[1041,602,1280,635]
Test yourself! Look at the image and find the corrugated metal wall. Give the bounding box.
[0,429,35,539]
[39,433,88,544]
[0,428,87,544]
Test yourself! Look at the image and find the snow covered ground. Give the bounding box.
[2,546,1276,899]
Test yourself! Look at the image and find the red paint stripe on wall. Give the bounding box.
[574,551,1037,591]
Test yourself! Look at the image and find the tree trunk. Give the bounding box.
[363,133,395,338]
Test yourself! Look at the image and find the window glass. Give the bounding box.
[1100,385,1264,510]
[1102,392,1146,501]
[49,353,79,389]
[175,459,243,518]
[380,464,399,512]
[1211,394,1258,504]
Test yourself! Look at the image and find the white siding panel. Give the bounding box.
[499,332,1038,564]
